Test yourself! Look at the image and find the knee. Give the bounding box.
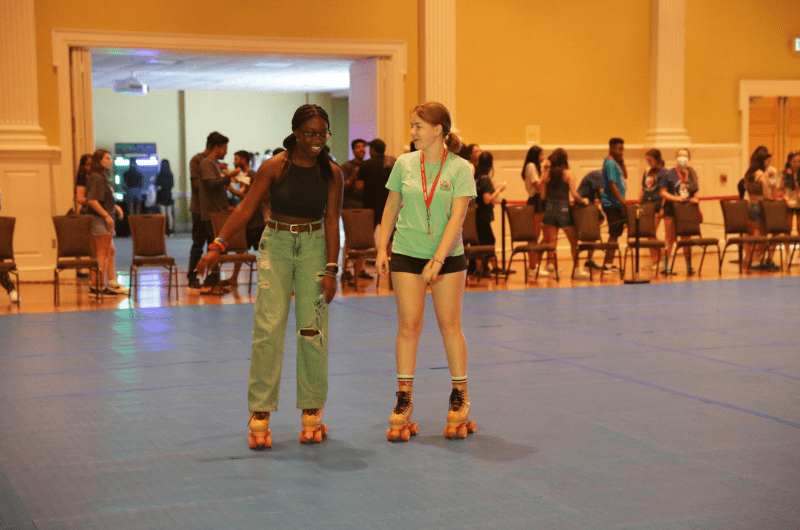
[398,319,423,340]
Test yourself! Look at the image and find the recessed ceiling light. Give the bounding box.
[144,59,181,65]
[253,61,294,68]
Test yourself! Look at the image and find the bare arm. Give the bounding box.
[376,190,402,278]
[75,186,87,207]
[321,163,344,303]
[566,171,589,204]
[539,160,551,200]
[608,181,625,205]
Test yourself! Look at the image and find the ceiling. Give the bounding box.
[90,48,352,94]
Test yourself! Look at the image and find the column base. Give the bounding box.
[644,127,692,148]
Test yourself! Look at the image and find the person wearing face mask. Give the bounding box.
[658,148,699,275]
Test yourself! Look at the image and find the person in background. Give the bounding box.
[376,102,477,442]
[224,150,265,287]
[156,159,175,235]
[522,146,546,275]
[742,147,773,269]
[341,139,369,281]
[474,151,505,276]
[187,133,218,291]
[659,148,701,274]
[198,133,233,294]
[783,150,800,234]
[540,148,589,278]
[576,169,605,271]
[639,149,668,269]
[122,160,144,216]
[74,153,93,279]
[196,104,343,449]
[85,149,128,295]
[360,138,396,245]
[0,190,18,303]
[600,138,626,273]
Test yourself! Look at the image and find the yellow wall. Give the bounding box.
[456,0,652,145]
[33,0,419,146]
[685,0,800,143]
[32,0,800,152]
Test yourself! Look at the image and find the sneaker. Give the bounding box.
[764,260,780,271]
[8,290,19,303]
[220,278,238,287]
[107,281,129,294]
[545,263,555,273]
[534,266,549,277]
[749,263,763,271]
[603,264,619,273]
[358,270,374,280]
[574,268,591,279]
[686,267,696,276]
[201,285,230,295]
[188,280,203,291]
[661,267,674,275]
[585,261,602,270]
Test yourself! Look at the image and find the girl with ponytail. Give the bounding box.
[197,104,344,449]
[375,102,479,442]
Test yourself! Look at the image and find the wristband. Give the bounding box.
[325,264,339,274]
[431,256,445,265]
[326,262,338,268]
[212,237,228,252]
[208,241,226,253]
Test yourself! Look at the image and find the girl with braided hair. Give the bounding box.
[376,102,478,442]
[197,104,343,449]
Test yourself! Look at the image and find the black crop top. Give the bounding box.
[270,163,328,219]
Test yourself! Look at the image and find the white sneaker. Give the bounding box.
[534,266,549,277]
[8,290,19,303]
[574,268,591,279]
[107,282,130,294]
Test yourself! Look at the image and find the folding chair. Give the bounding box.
[52,215,101,305]
[504,204,557,282]
[0,216,20,305]
[462,204,498,282]
[670,201,720,275]
[210,211,257,293]
[761,200,800,270]
[571,203,620,280]
[341,209,380,291]
[128,214,178,299]
[719,199,768,273]
[622,202,663,278]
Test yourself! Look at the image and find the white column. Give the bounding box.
[0,0,60,280]
[420,0,457,122]
[645,0,691,147]
[0,0,48,147]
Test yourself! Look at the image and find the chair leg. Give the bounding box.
[54,269,59,306]
[698,247,707,274]
[669,245,679,274]
[552,251,559,281]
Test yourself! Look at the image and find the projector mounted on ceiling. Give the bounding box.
[114,76,148,95]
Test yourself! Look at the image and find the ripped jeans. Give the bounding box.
[248,225,329,412]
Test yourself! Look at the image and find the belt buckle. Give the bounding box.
[289,223,301,234]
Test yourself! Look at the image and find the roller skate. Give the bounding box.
[443,387,476,439]
[387,389,419,442]
[248,411,272,450]
[299,408,327,444]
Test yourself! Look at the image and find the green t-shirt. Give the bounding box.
[386,150,476,259]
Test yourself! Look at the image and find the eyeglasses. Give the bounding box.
[302,131,331,141]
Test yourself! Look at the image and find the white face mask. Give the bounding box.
[677,156,689,168]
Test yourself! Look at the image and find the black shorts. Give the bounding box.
[390,253,467,275]
[603,205,626,239]
[526,195,543,213]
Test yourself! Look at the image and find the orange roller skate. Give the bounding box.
[248,411,272,450]
[299,408,327,444]
[443,388,476,439]
[387,389,419,442]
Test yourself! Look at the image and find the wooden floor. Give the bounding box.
[2,232,798,315]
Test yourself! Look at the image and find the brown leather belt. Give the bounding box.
[266,219,324,233]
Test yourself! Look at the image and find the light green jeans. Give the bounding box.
[248,225,329,412]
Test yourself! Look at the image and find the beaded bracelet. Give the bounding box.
[208,241,226,253]
[213,237,228,251]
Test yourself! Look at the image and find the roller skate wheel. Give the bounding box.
[387,428,397,441]
[299,430,310,443]
[444,425,454,438]
[466,421,476,433]
[409,423,419,436]
[313,429,323,443]
[457,424,468,438]
[320,424,328,437]
[400,427,411,441]
[249,430,272,450]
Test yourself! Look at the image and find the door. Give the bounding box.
[749,97,800,168]
[348,58,379,160]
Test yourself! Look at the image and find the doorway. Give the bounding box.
[748,96,800,168]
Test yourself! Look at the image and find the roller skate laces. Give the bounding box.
[387,390,419,442]
[444,388,477,439]
[299,408,327,444]
[248,411,272,450]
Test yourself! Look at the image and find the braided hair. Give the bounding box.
[280,104,335,183]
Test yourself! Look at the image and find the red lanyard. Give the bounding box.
[419,149,448,235]
[675,167,688,184]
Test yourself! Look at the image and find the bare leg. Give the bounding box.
[542,225,558,267]
[430,270,468,378]
[92,234,112,288]
[392,272,428,375]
